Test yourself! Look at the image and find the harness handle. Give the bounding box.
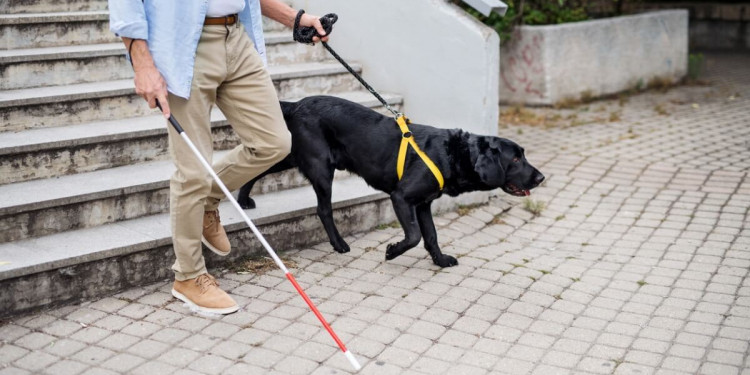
[293,10,338,44]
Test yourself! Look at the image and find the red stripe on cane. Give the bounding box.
[286,273,347,352]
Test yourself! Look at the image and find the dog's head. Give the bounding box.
[472,136,545,196]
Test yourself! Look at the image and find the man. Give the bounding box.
[109,0,330,314]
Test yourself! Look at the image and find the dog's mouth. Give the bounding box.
[504,184,530,197]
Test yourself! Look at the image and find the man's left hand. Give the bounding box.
[299,13,329,42]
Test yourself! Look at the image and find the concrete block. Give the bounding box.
[500,11,689,105]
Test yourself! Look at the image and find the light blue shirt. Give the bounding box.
[108,0,267,99]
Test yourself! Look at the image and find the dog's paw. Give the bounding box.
[332,241,350,254]
[238,198,256,210]
[434,254,458,268]
[385,243,400,260]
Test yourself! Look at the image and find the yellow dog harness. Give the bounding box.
[395,115,445,190]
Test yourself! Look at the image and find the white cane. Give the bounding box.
[158,101,362,371]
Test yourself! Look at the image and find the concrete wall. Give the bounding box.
[292,0,501,136]
[629,2,750,50]
[691,20,750,50]
[500,10,689,105]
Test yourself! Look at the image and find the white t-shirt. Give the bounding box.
[206,0,246,17]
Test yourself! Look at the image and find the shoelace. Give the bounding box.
[204,211,220,230]
[195,274,219,294]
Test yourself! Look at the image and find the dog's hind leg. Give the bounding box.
[416,202,458,267]
[237,156,295,209]
[384,192,422,261]
[307,165,351,254]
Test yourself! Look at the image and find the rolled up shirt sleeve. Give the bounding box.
[108,0,149,40]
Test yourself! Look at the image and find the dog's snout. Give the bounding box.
[534,173,545,185]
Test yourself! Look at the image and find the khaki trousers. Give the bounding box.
[167,23,291,281]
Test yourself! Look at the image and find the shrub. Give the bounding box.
[453,0,653,43]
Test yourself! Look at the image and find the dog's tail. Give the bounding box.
[280,101,297,118]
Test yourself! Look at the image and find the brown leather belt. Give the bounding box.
[204,14,238,26]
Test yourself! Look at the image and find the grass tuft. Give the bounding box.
[376,221,401,230]
[233,256,297,275]
[523,198,546,216]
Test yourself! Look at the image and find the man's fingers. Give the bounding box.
[156,93,170,118]
[313,20,326,37]
[147,96,157,109]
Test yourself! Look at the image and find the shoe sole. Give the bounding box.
[201,236,230,257]
[171,288,239,315]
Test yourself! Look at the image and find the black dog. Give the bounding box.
[238,96,544,267]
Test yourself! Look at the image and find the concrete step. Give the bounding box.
[0,43,128,90]
[0,175,395,317]
[0,61,365,133]
[0,11,117,50]
[0,91,403,184]
[0,34,329,90]
[0,11,299,50]
[1,0,107,14]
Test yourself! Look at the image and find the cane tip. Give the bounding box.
[344,350,361,371]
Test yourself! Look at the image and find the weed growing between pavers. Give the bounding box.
[376,221,400,230]
[231,256,297,275]
[456,203,484,216]
[522,198,546,216]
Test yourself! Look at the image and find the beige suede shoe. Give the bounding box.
[202,210,231,256]
[172,273,239,314]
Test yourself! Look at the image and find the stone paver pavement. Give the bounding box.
[1,52,748,375]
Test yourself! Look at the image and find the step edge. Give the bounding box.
[0,92,402,155]
[0,62,364,108]
[0,11,110,25]
[0,179,387,281]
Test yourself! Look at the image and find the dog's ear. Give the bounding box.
[473,139,506,186]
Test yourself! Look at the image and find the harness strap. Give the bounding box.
[396,116,445,190]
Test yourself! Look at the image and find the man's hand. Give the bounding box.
[299,13,329,43]
[259,0,331,43]
[124,38,171,118]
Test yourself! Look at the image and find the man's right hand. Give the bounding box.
[125,38,171,118]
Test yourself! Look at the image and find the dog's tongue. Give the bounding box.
[524,190,530,196]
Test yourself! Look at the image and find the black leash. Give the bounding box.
[293,11,445,190]
[293,10,401,118]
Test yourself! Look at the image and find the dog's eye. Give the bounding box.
[513,157,520,163]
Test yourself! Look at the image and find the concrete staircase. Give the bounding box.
[0,2,403,317]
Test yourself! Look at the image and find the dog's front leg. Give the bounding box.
[385,192,422,261]
[416,202,458,267]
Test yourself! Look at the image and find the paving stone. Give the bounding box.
[42,359,89,375]
[242,348,284,369]
[126,339,171,359]
[99,353,145,373]
[156,347,202,366]
[14,332,57,350]
[13,351,59,372]
[42,339,86,358]
[70,347,115,366]
[96,333,140,351]
[187,353,234,374]
[130,361,179,375]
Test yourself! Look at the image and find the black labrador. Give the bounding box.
[238,96,544,267]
